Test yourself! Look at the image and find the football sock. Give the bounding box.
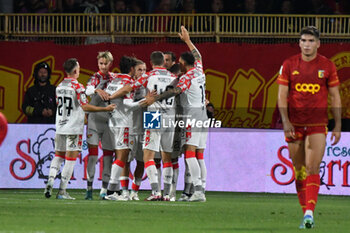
[162,162,173,196]
[196,152,207,191]
[183,161,192,195]
[145,160,158,193]
[120,176,129,190]
[86,148,98,187]
[170,162,179,194]
[59,157,77,191]
[48,155,65,184]
[102,153,113,189]
[156,162,162,193]
[132,177,142,192]
[294,166,307,213]
[107,160,125,193]
[305,174,320,212]
[185,151,202,188]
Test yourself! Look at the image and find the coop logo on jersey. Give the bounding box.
[295,83,320,94]
[143,111,161,129]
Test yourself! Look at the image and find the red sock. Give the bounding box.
[132,182,140,191]
[295,179,306,213]
[305,174,320,212]
[120,176,129,190]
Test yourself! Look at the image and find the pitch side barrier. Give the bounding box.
[0,14,350,44]
[1,124,349,195]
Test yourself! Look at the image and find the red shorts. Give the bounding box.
[285,125,328,143]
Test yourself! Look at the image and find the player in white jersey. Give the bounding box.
[44,58,115,200]
[142,26,208,202]
[109,52,177,201]
[104,56,145,201]
[126,59,147,201]
[85,51,115,200]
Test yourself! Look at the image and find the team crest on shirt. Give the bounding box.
[318,70,325,78]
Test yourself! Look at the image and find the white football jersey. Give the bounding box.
[55,77,88,134]
[105,73,133,128]
[132,85,147,135]
[132,67,177,112]
[177,61,207,120]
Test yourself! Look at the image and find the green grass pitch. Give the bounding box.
[0,190,349,233]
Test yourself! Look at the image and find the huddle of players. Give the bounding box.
[44,26,208,202]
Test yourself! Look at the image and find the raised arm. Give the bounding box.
[329,85,341,145]
[109,84,133,100]
[178,26,202,62]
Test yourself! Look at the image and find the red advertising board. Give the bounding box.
[1,41,350,127]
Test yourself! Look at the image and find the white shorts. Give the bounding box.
[183,125,208,149]
[55,134,83,152]
[143,128,174,153]
[86,127,114,151]
[111,127,133,150]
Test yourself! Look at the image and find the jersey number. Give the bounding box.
[154,84,173,106]
[57,97,73,116]
[199,84,205,104]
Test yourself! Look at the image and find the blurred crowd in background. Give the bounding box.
[0,0,349,15]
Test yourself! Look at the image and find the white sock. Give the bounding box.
[48,156,65,184]
[185,157,202,187]
[86,155,98,182]
[162,163,173,196]
[305,210,313,217]
[59,159,76,191]
[170,163,179,195]
[145,161,158,193]
[156,165,162,193]
[198,159,207,190]
[108,161,124,189]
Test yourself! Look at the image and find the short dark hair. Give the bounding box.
[164,51,176,62]
[119,56,137,74]
[169,63,181,75]
[180,52,195,66]
[150,51,164,66]
[63,58,78,74]
[300,26,320,39]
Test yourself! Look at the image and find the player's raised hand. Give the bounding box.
[331,128,341,146]
[178,26,190,42]
[105,104,116,111]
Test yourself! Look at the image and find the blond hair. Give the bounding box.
[97,51,113,62]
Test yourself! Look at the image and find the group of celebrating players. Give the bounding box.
[44,26,208,202]
[42,24,342,229]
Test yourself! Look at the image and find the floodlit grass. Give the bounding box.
[0,190,349,233]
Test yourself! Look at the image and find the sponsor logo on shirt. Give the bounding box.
[292,70,300,75]
[295,83,320,94]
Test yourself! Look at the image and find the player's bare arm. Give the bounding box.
[277,84,295,139]
[108,84,133,100]
[178,26,202,62]
[329,85,341,145]
[140,87,182,107]
[82,103,116,112]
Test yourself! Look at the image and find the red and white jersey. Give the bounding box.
[177,60,207,120]
[55,77,88,134]
[132,85,147,135]
[86,71,112,98]
[105,73,134,128]
[131,67,177,111]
